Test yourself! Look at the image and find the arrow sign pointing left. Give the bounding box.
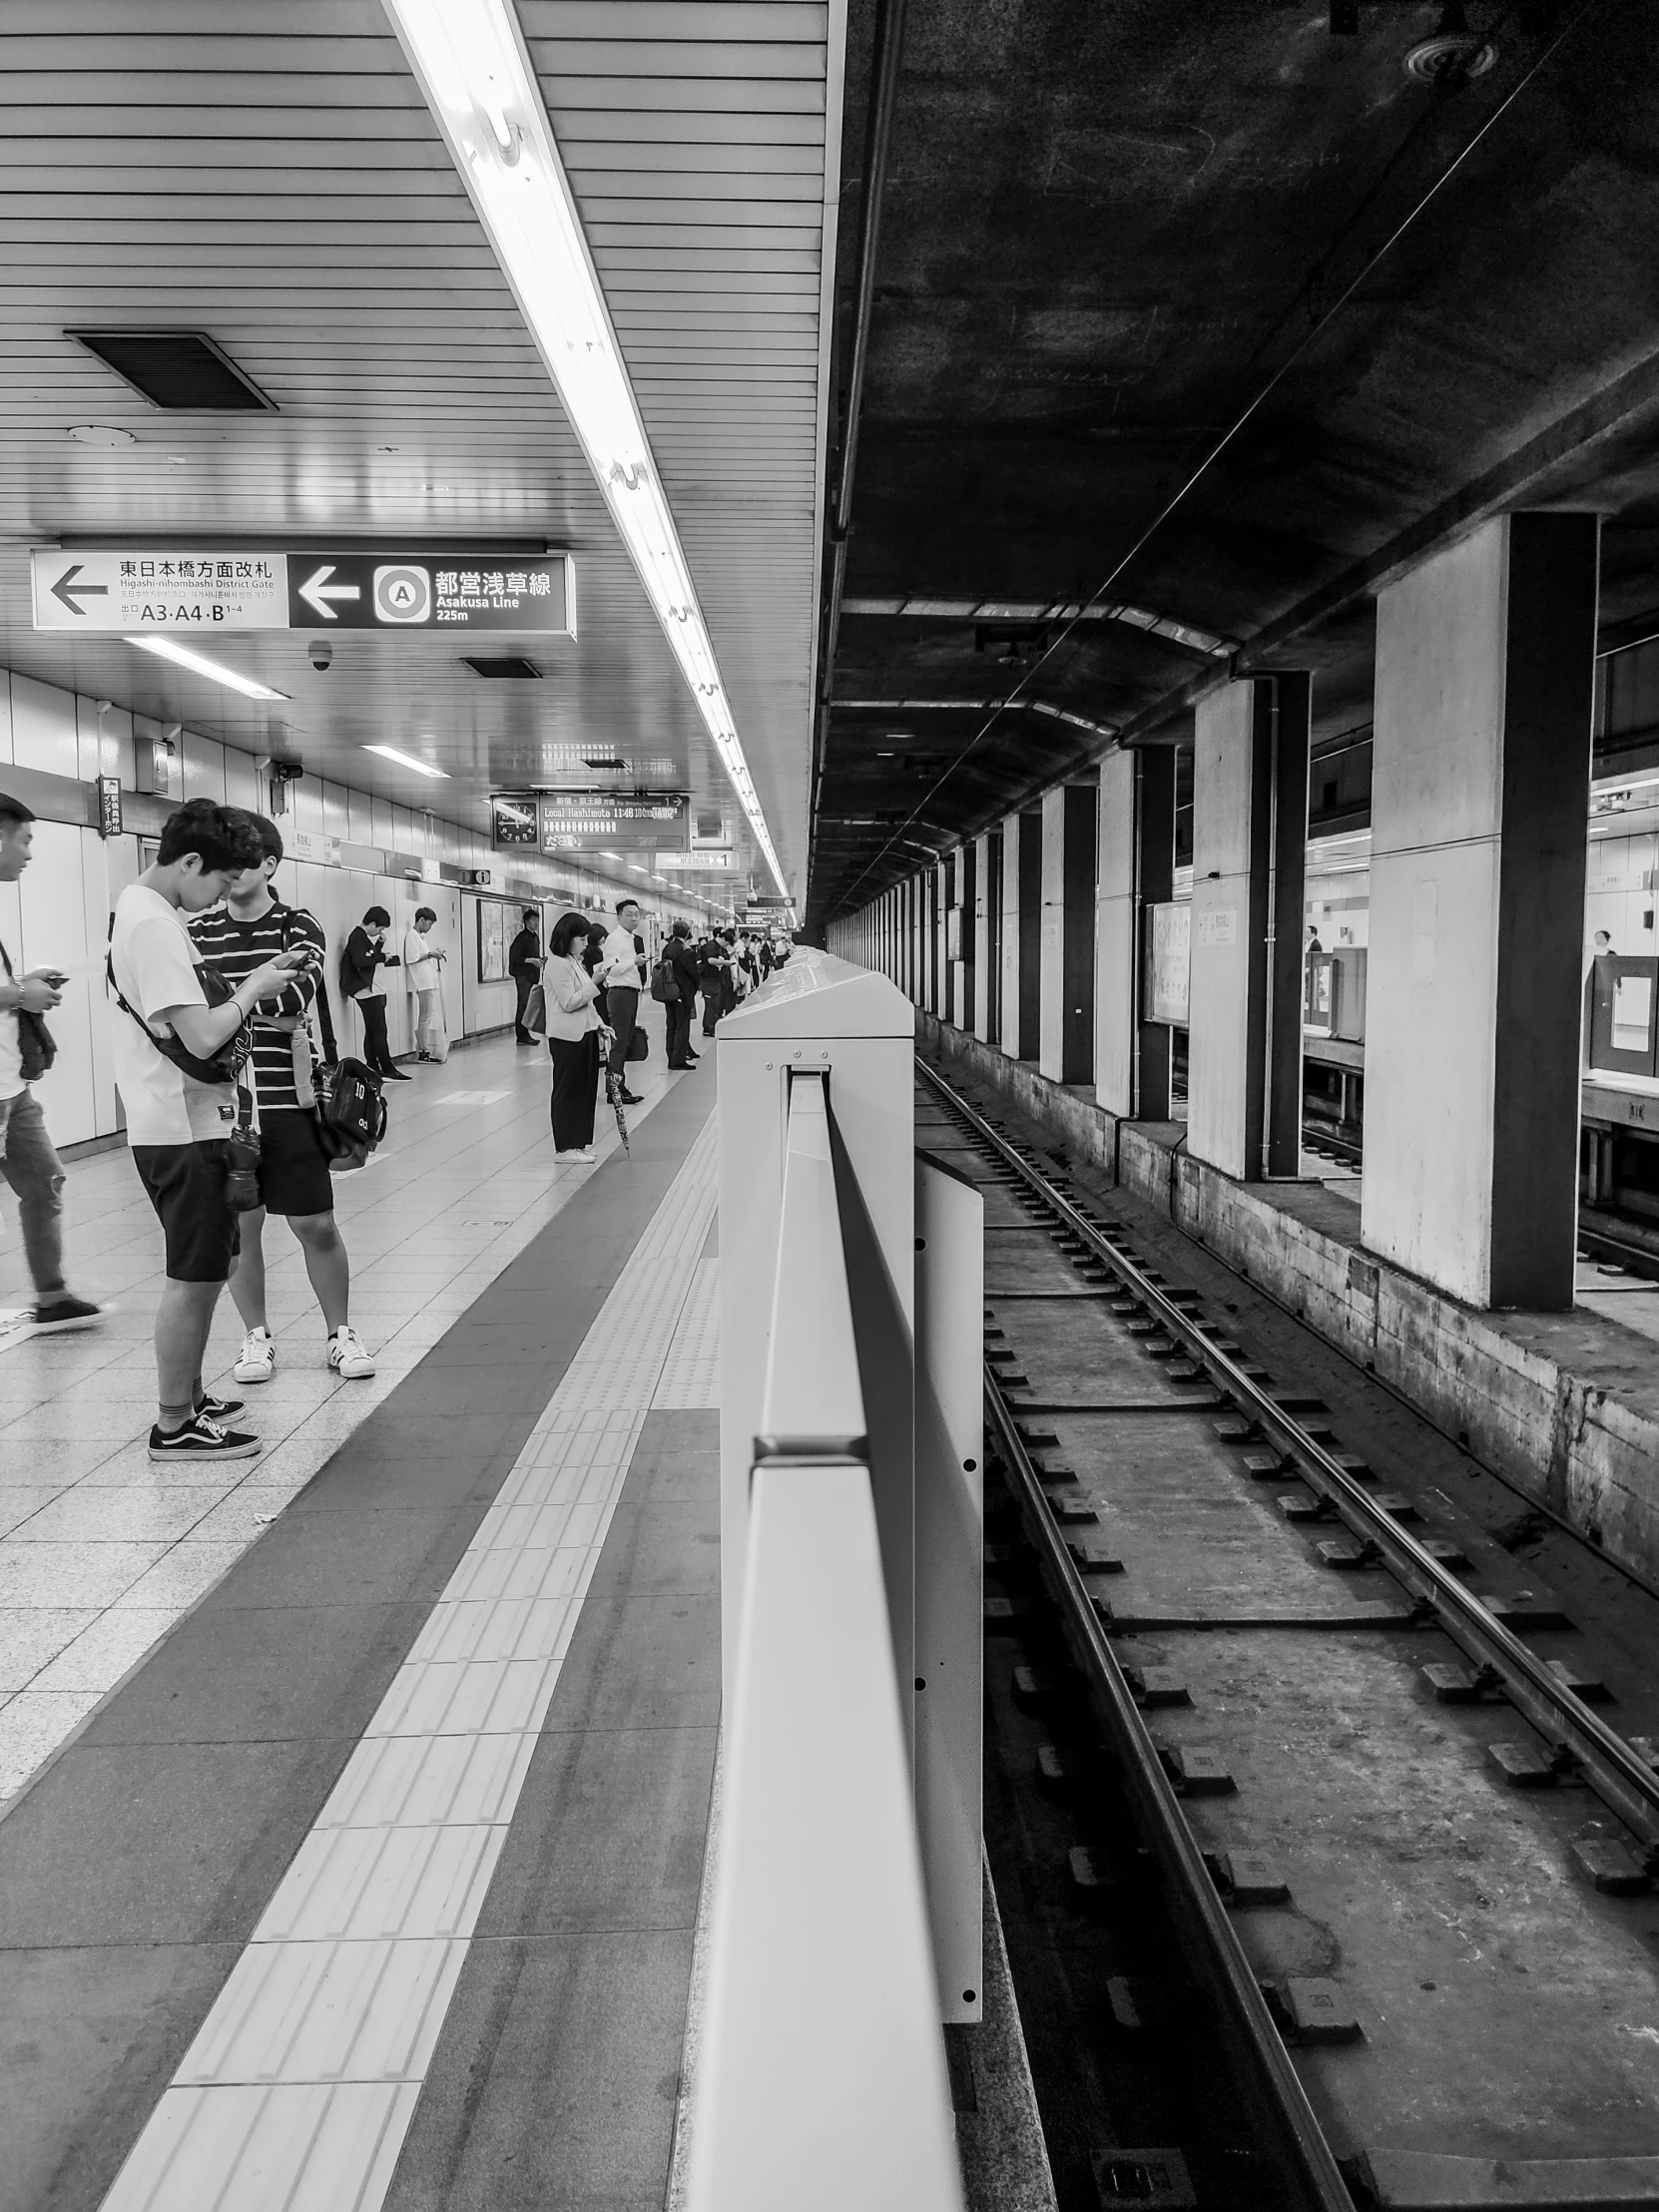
[51,564,108,616]
[298,564,360,621]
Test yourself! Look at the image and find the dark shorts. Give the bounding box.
[256,1108,335,1219]
[132,1141,242,1284]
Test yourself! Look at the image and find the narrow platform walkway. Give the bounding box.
[0,1036,721,2212]
[0,1016,685,1807]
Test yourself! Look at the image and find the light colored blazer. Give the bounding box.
[543,953,600,1041]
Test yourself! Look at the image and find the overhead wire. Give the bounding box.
[826,0,1606,919]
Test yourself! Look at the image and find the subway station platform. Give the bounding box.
[0,1011,1048,2212]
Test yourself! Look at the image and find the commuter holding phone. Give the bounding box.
[0,793,108,1331]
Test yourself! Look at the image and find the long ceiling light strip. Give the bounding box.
[382,0,789,897]
[132,635,287,703]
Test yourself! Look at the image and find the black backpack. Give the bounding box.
[650,954,679,1004]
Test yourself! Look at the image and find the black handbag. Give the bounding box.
[314,1056,386,1168]
[0,939,56,1082]
[106,950,245,1084]
[627,1025,649,1064]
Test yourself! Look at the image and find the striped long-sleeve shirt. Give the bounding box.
[189,899,325,1111]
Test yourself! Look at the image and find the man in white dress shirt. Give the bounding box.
[598,897,645,1106]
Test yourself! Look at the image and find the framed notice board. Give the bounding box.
[477,900,511,984]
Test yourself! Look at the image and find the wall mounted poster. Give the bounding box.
[477,900,510,984]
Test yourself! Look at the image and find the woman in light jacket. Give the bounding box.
[544,910,608,1161]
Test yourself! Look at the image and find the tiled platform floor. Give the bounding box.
[0,1014,693,1806]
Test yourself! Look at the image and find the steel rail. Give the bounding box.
[919,1057,1659,1854]
[981,1377,1356,2212]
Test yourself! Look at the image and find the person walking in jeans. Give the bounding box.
[0,793,106,1330]
[339,905,408,1080]
[598,898,646,1105]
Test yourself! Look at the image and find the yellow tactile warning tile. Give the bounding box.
[100,1112,719,2212]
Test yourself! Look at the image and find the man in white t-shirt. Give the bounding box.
[109,800,306,1461]
[599,897,646,1105]
[0,792,108,1331]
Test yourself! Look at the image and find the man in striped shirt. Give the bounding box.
[190,814,375,1383]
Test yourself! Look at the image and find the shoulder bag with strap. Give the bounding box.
[105,943,245,1085]
[0,937,55,1083]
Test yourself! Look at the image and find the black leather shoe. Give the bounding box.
[619,1088,644,1105]
[383,1067,413,1082]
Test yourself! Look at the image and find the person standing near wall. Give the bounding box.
[0,793,107,1330]
[509,908,542,1045]
[340,905,407,1080]
[403,905,446,1060]
[697,925,730,1038]
[109,800,305,1460]
[192,814,376,1388]
[599,897,645,1105]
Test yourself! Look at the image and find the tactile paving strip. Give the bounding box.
[653,1258,720,1408]
[100,1113,719,2212]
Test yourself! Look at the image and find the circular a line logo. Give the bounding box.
[372,565,431,624]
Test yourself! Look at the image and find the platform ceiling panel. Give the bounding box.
[0,0,842,907]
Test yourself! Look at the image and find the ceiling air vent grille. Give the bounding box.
[67,328,276,411]
[464,656,541,680]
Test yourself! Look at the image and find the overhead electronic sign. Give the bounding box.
[491,792,689,854]
[30,548,573,636]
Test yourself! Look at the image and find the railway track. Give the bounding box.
[916,1056,1659,2212]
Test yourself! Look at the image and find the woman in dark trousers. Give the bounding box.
[339,905,406,1080]
[664,918,702,1069]
[544,912,605,1161]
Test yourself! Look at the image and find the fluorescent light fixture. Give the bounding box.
[363,744,449,779]
[381,0,789,899]
[132,635,287,702]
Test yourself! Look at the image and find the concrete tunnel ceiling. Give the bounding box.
[808,0,1659,925]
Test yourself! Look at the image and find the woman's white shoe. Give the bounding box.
[234,1328,276,1383]
[327,1326,377,1380]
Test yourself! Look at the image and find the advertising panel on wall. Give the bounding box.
[490,792,688,853]
[477,901,511,983]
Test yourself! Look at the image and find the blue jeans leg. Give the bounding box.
[0,1089,66,1298]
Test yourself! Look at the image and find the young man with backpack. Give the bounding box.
[191,814,376,1386]
[109,800,307,1460]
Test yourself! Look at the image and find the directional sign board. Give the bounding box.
[491,792,688,854]
[31,549,573,636]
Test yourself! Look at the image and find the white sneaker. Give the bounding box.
[328,1325,376,1380]
[555,1146,597,1164]
[234,1328,276,1384]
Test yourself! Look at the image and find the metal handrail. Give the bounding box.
[688,1071,966,2212]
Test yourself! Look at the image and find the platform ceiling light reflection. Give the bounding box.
[383,0,789,899]
[132,636,287,703]
[363,745,449,779]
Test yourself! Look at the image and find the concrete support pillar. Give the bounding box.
[1189,677,1308,1179]
[972,830,994,1042]
[1000,809,1042,1060]
[1039,782,1097,1086]
[1362,512,1598,1310]
[1136,750,1178,1120]
[957,841,976,1031]
[934,858,949,1020]
[1095,750,1136,1117]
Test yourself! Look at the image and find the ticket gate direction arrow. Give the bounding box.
[51,564,108,615]
[298,564,361,621]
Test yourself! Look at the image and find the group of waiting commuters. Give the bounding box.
[520,902,789,1161]
[0,785,791,1465]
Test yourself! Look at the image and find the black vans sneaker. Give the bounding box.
[30,1295,112,1333]
[149,1411,262,1461]
[195,1391,246,1421]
